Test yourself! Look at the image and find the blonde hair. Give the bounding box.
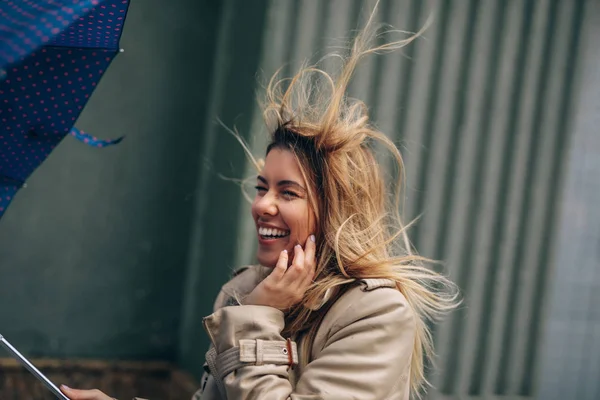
[238,4,458,397]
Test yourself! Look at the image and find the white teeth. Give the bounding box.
[258,226,289,237]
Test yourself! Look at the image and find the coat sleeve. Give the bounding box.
[202,287,415,400]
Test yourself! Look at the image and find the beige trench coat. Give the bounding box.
[190,265,416,400]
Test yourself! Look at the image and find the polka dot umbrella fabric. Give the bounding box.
[0,0,129,218]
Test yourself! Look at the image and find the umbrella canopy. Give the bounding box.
[0,0,129,218]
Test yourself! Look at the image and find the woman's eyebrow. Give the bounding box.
[278,180,306,191]
[257,176,306,191]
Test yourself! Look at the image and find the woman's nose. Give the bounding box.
[256,192,278,216]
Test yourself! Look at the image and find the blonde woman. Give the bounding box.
[61,6,458,400]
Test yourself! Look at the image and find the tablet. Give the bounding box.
[0,334,70,400]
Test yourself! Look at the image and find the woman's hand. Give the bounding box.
[245,235,316,310]
[60,385,114,400]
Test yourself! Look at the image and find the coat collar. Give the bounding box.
[220,265,333,311]
[220,265,396,311]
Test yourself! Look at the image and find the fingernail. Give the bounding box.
[282,249,287,254]
[310,235,315,242]
[61,385,70,390]
[295,244,301,248]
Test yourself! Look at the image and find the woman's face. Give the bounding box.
[251,147,316,268]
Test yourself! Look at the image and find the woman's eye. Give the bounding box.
[255,185,267,192]
[282,190,299,198]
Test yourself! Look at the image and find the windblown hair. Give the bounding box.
[239,5,458,398]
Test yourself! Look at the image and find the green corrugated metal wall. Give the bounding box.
[181,0,588,398]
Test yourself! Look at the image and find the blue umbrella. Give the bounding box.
[0,0,129,218]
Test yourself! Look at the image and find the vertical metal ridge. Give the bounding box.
[402,1,443,226]
[370,0,417,189]
[431,0,479,267]
[497,0,560,392]
[368,0,397,123]
[386,0,425,197]
[362,0,394,120]
[314,0,363,111]
[280,0,302,80]
[359,0,393,177]
[348,0,381,103]
[523,0,587,394]
[416,0,479,389]
[409,0,452,251]
[506,0,572,391]
[418,0,473,264]
[457,0,519,394]
[487,0,550,394]
[289,0,322,71]
[428,0,492,391]
[467,0,536,394]
[508,0,577,391]
[321,0,358,76]
[393,0,424,143]
[439,0,506,393]
[310,0,338,63]
[480,0,540,394]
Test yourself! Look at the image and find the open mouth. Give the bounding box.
[258,226,290,240]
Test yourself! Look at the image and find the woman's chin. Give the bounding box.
[256,253,278,268]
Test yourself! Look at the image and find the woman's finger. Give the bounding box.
[302,235,316,285]
[270,249,289,281]
[60,386,112,400]
[303,235,316,269]
[292,244,305,270]
[283,244,304,282]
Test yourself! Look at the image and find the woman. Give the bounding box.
[61,7,457,400]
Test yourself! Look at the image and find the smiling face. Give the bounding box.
[251,147,317,268]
